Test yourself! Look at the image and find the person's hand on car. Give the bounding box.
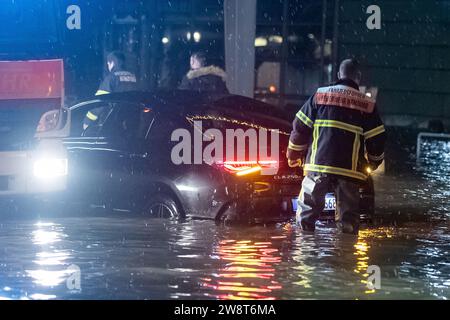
[288,158,303,168]
[286,150,305,168]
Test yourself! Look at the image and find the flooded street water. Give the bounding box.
[0,130,449,300]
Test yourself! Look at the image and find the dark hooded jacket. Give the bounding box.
[179,65,229,94]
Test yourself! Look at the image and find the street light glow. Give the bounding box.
[193,31,201,42]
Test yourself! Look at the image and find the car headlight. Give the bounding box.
[33,158,68,179]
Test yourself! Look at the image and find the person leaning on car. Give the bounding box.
[178,51,229,94]
[287,59,386,235]
[83,51,139,129]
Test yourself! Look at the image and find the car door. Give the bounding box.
[93,102,156,211]
[64,101,115,207]
[141,113,214,219]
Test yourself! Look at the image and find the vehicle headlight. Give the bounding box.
[33,158,68,179]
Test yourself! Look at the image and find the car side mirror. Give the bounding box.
[35,107,70,139]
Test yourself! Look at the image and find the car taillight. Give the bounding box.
[36,110,60,133]
[217,160,279,176]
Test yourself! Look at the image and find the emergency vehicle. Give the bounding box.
[0,60,69,198]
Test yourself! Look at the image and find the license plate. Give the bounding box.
[324,193,336,211]
[292,193,336,212]
[291,198,298,212]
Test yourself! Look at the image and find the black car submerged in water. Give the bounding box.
[62,91,374,224]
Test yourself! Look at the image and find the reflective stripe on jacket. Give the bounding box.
[97,69,138,95]
[85,68,139,127]
[287,79,386,181]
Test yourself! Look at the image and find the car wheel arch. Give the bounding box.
[141,182,187,218]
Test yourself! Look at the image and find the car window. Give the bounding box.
[70,101,113,137]
[99,103,155,142]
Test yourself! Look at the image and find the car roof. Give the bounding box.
[70,90,290,121]
[73,90,221,109]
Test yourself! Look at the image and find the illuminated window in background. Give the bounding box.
[268,35,283,44]
[255,37,268,47]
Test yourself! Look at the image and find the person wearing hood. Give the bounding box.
[179,51,229,94]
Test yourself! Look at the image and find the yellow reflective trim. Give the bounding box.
[310,125,319,164]
[95,90,110,96]
[315,119,363,134]
[364,125,385,139]
[296,111,314,128]
[304,164,367,181]
[368,152,385,162]
[86,111,98,121]
[288,141,308,152]
[352,133,361,171]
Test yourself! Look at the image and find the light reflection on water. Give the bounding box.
[0,215,449,300]
[0,137,448,300]
[202,238,284,300]
[23,222,73,299]
[415,140,450,220]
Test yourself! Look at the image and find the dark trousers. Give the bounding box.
[296,174,361,231]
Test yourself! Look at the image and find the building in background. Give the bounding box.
[254,0,334,114]
[3,0,449,126]
[64,0,226,99]
[338,0,450,127]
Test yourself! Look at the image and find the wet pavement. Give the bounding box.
[0,129,449,300]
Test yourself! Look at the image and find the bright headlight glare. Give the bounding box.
[33,158,68,179]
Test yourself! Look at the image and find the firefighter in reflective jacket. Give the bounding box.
[287,59,386,235]
[84,51,138,129]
